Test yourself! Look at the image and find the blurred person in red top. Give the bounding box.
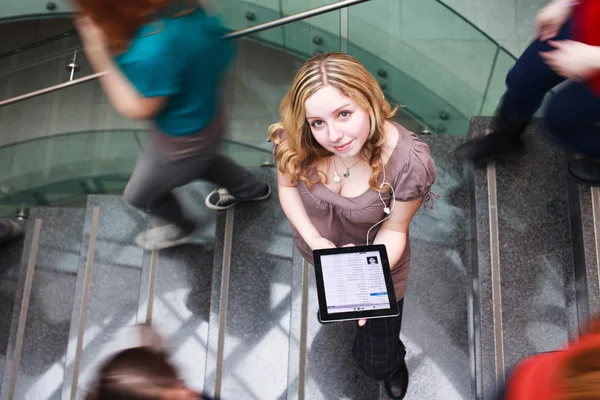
[456,0,600,185]
[501,316,600,400]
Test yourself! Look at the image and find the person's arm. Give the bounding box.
[536,0,574,41]
[372,197,423,268]
[277,171,335,250]
[540,40,600,80]
[75,17,168,120]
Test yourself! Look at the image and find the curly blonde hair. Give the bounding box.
[268,52,398,190]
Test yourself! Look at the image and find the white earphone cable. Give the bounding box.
[366,167,395,245]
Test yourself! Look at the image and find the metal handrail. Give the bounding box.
[0,128,272,154]
[0,0,370,108]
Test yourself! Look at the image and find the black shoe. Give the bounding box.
[384,342,409,399]
[454,119,529,167]
[568,158,600,186]
[0,220,22,246]
[205,184,271,210]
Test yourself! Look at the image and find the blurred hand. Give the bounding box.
[75,16,108,53]
[536,0,572,41]
[540,40,600,81]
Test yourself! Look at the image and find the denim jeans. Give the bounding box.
[500,20,600,157]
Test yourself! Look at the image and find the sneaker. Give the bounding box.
[454,118,529,167]
[568,158,600,186]
[205,184,271,211]
[135,224,194,250]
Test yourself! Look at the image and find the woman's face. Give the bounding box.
[305,85,371,159]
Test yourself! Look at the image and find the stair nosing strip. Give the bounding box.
[487,160,505,389]
[214,207,234,399]
[297,259,310,400]
[145,248,160,323]
[7,219,42,400]
[591,187,600,300]
[70,206,101,400]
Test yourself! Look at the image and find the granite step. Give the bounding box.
[61,195,150,400]
[470,117,579,399]
[0,223,26,395]
[203,167,298,400]
[60,183,219,399]
[0,208,84,400]
[567,176,600,328]
[402,135,473,399]
[138,182,217,393]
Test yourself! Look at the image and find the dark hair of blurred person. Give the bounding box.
[85,347,204,400]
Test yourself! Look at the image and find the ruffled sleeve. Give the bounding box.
[393,136,438,207]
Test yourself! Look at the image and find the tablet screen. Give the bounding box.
[320,250,391,314]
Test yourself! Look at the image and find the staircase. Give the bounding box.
[469,117,599,399]
[0,132,478,400]
[1,119,598,399]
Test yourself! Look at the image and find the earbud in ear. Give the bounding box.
[383,207,390,214]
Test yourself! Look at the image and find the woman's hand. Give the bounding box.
[338,243,368,327]
[308,239,367,326]
[540,40,600,81]
[536,0,573,41]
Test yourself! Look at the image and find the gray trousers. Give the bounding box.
[123,143,267,233]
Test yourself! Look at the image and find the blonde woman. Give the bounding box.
[269,52,437,399]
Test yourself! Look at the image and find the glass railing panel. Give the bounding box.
[347,42,468,135]
[0,0,72,22]
[0,49,77,100]
[0,76,141,150]
[348,0,505,134]
[224,4,342,151]
[0,129,272,217]
[281,0,341,56]
[0,31,77,70]
[218,0,284,47]
[0,131,140,199]
[480,47,515,117]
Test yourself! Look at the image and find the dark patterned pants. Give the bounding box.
[352,298,406,380]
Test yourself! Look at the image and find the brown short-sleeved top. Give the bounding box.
[275,123,436,300]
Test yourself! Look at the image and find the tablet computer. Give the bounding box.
[313,244,399,323]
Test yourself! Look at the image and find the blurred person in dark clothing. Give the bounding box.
[455,0,600,185]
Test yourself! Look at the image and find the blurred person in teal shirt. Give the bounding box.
[74,0,271,250]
